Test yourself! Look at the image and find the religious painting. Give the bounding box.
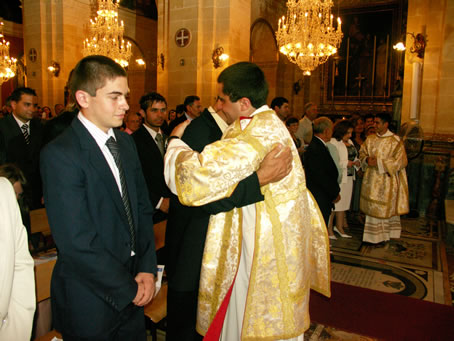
[326,5,400,103]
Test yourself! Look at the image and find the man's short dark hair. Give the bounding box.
[176,104,185,115]
[376,113,391,125]
[184,96,200,110]
[271,97,288,110]
[69,55,127,106]
[218,62,268,108]
[364,113,375,121]
[9,87,37,102]
[139,92,167,111]
[332,119,354,141]
[285,116,299,126]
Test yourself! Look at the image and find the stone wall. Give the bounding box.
[17,0,156,115]
[402,0,454,139]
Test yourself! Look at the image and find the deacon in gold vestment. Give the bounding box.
[165,62,330,341]
[359,113,409,244]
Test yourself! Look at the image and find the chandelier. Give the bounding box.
[83,0,132,67]
[0,22,17,85]
[276,0,343,75]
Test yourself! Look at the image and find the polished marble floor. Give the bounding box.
[329,216,447,304]
[148,216,450,340]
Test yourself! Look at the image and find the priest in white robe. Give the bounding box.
[359,113,409,244]
[165,62,330,340]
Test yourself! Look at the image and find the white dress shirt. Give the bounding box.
[78,112,122,194]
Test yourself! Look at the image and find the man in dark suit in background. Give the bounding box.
[0,87,43,209]
[168,95,202,132]
[304,116,341,226]
[165,97,293,341]
[40,55,157,341]
[133,92,171,223]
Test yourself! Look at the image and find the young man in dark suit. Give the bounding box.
[304,116,341,226]
[165,97,292,341]
[0,87,43,209]
[133,92,171,223]
[40,55,157,341]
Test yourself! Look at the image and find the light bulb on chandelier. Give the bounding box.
[0,21,17,85]
[82,0,132,67]
[276,0,343,75]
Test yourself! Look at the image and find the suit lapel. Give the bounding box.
[6,115,27,147]
[315,137,338,176]
[140,125,164,161]
[203,110,223,142]
[72,119,130,231]
[114,130,139,231]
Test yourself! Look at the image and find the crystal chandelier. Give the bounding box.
[0,22,17,85]
[83,0,132,67]
[276,0,343,75]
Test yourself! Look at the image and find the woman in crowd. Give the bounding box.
[329,120,359,238]
[326,137,343,239]
[42,106,52,120]
[168,109,177,124]
[285,116,305,157]
[350,116,366,223]
[351,116,365,150]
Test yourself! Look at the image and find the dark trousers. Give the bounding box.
[166,288,203,341]
[61,304,146,341]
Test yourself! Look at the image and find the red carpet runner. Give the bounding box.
[310,281,454,340]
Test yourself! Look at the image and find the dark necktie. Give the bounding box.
[21,124,30,145]
[155,133,165,157]
[105,137,136,252]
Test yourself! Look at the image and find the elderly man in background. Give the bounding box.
[124,112,142,135]
[304,117,341,227]
[295,102,318,145]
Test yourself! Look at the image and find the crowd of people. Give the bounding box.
[0,55,409,341]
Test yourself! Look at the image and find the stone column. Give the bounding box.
[157,0,251,109]
[22,0,91,109]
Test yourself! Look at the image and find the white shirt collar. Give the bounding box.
[377,129,393,137]
[78,112,115,149]
[12,113,29,129]
[184,112,194,121]
[239,105,270,130]
[251,105,271,117]
[208,106,229,133]
[315,135,327,146]
[143,124,162,139]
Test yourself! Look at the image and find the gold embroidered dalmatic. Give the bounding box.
[173,110,330,340]
[359,133,409,219]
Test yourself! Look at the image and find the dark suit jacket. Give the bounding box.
[168,112,189,134]
[303,136,340,224]
[0,114,43,208]
[42,109,78,146]
[132,125,171,223]
[40,118,157,338]
[165,108,264,292]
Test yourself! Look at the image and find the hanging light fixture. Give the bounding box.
[83,0,132,67]
[276,0,343,75]
[0,21,17,85]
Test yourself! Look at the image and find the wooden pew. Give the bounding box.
[30,208,51,236]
